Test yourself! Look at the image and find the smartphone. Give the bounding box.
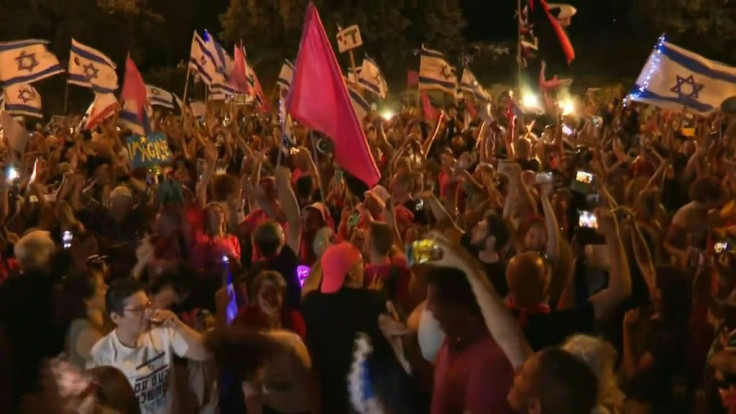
[406,239,443,267]
[535,172,554,184]
[562,124,573,136]
[715,241,730,254]
[220,255,238,325]
[578,210,598,229]
[6,166,18,183]
[415,199,425,212]
[571,170,593,194]
[297,265,311,287]
[62,230,73,249]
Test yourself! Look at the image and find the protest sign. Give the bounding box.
[126,132,172,168]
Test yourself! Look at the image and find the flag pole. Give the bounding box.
[182,65,191,104]
[517,0,523,96]
[63,80,70,116]
[309,131,325,203]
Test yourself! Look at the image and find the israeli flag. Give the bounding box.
[359,57,388,98]
[189,32,222,87]
[146,85,175,109]
[460,68,490,102]
[419,45,457,94]
[349,85,370,121]
[0,40,64,86]
[203,31,238,97]
[3,83,42,118]
[277,60,294,90]
[68,39,118,94]
[629,35,736,114]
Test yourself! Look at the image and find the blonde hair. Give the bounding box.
[562,335,624,410]
[14,230,55,272]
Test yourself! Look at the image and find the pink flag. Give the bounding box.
[407,70,419,87]
[120,55,150,134]
[421,90,437,122]
[229,45,251,95]
[248,62,270,113]
[286,3,379,187]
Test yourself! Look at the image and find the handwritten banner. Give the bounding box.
[126,133,172,168]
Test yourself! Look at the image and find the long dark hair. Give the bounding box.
[54,269,98,334]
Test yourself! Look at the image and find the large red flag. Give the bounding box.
[421,90,437,122]
[120,55,148,125]
[229,45,251,95]
[286,3,379,187]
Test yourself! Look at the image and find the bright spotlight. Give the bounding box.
[560,99,575,115]
[522,93,539,109]
[380,110,394,121]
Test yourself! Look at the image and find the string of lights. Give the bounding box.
[627,34,666,101]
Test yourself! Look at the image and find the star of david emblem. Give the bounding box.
[83,63,99,80]
[140,136,147,143]
[150,88,160,96]
[670,74,704,100]
[74,57,81,66]
[440,65,454,80]
[200,56,207,66]
[18,88,34,104]
[15,51,39,72]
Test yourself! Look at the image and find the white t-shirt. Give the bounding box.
[89,327,189,414]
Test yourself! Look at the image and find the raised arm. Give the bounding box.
[588,209,632,321]
[275,166,302,254]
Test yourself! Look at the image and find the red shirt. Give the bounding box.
[191,233,241,271]
[233,304,306,339]
[432,332,514,414]
[364,255,411,310]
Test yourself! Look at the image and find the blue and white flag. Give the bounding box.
[0,40,64,86]
[68,39,118,94]
[203,30,238,97]
[3,83,42,118]
[349,85,370,121]
[146,85,175,109]
[359,57,388,98]
[277,60,294,90]
[189,32,221,87]
[419,46,457,94]
[629,35,736,115]
[460,68,490,102]
[347,66,362,84]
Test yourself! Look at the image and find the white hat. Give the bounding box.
[364,185,390,209]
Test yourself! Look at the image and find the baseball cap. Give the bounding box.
[320,242,362,294]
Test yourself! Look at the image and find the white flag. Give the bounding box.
[146,85,175,109]
[68,39,118,93]
[0,109,30,157]
[460,68,490,102]
[3,83,42,118]
[82,92,118,130]
[419,45,457,95]
[189,32,222,87]
[277,60,294,90]
[630,35,736,115]
[0,40,64,86]
[359,57,388,99]
[349,86,370,121]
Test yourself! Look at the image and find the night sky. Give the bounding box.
[186,0,636,43]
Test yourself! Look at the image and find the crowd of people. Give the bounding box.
[0,94,732,414]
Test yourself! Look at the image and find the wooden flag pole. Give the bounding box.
[63,80,70,116]
[182,65,192,104]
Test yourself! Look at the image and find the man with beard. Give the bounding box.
[462,212,512,298]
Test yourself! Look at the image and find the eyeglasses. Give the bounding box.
[123,301,152,314]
